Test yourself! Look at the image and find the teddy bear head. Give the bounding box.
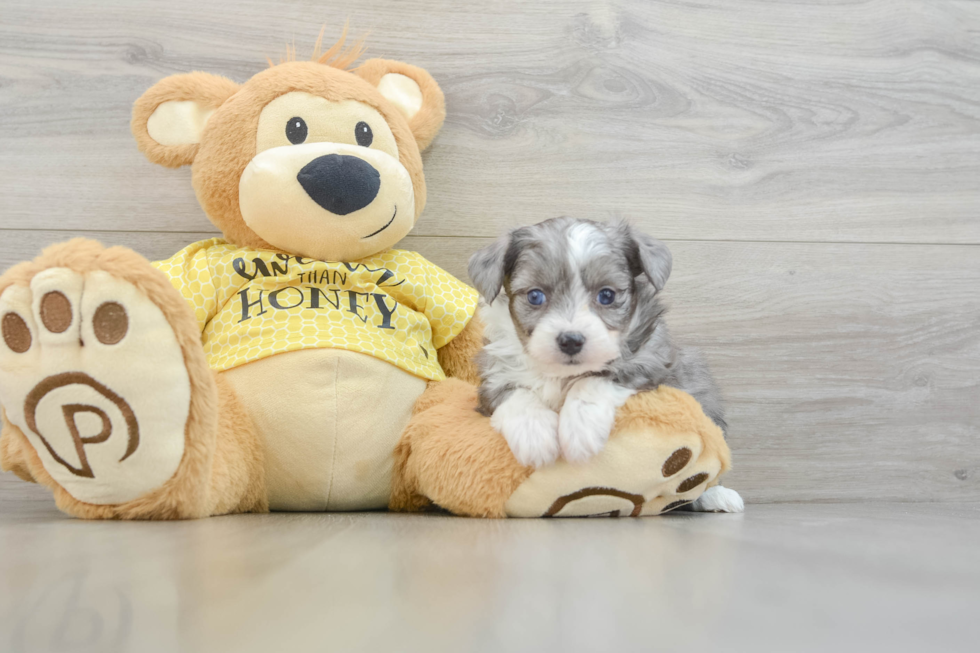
[131,35,445,262]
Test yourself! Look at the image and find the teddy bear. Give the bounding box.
[0,33,732,519]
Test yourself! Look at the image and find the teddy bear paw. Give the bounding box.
[0,267,191,505]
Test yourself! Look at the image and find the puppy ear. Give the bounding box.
[627,227,672,292]
[355,59,446,151]
[468,234,512,303]
[132,72,240,168]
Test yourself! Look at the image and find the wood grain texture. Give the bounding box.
[1,505,979,652]
[0,230,976,504]
[1,0,979,241]
[0,0,978,509]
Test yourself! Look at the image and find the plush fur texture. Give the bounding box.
[0,239,267,519]
[132,54,443,252]
[131,72,241,169]
[269,24,366,70]
[436,315,484,385]
[355,58,446,152]
[614,385,730,476]
[390,379,534,518]
[0,409,34,483]
[207,372,268,516]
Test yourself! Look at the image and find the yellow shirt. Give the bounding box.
[153,239,478,381]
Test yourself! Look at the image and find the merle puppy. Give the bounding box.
[468,217,742,512]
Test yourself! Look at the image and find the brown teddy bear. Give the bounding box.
[0,34,732,519]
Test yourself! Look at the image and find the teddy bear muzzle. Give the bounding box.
[238,141,416,262]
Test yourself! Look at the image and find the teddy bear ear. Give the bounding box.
[131,72,240,168]
[355,59,446,151]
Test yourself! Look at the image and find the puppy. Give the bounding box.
[468,217,743,513]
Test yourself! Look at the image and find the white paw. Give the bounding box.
[558,396,616,463]
[557,378,631,463]
[491,393,560,468]
[690,486,744,513]
[0,268,190,504]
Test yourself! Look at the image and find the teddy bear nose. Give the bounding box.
[297,154,381,216]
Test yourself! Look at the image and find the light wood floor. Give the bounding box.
[0,2,978,649]
[1,502,978,653]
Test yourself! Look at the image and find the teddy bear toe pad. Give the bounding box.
[0,268,190,504]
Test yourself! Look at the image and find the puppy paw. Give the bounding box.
[558,397,616,463]
[498,410,560,468]
[491,394,559,468]
[690,486,744,513]
[558,378,632,463]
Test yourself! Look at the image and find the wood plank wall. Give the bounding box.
[1,0,978,506]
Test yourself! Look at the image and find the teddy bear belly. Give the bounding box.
[219,347,427,511]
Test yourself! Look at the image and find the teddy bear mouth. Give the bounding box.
[362,205,398,239]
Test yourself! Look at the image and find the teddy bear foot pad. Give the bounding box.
[505,417,724,518]
[393,379,733,518]
[0,267,191,505]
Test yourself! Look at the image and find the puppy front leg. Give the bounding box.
[559,378,634,463]
[490,390,560,468]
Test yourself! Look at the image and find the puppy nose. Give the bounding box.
[557,331,586,356]
[297,154,381,215]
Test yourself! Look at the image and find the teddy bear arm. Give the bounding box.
[436,314,484,385]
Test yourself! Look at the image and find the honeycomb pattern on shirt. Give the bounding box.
[152,239,478,381]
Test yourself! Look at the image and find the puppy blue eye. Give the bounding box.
[527,289,546,306]
[597,288,616,305]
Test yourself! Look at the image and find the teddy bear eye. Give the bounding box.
[355,121,373,147]
[286,117,308,144]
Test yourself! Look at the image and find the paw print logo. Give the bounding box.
[23,371,139,479]
[538,447,711,517]
[544,487,645,518]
